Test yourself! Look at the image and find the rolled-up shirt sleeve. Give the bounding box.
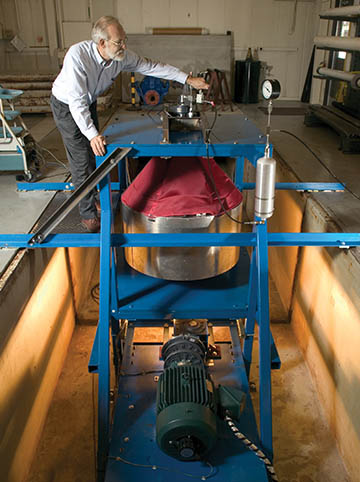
[121,49,188,84]
[62,52,99,141]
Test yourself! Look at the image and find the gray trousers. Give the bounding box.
[50,95,99,219]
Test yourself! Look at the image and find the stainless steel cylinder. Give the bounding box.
[122,203,242,281]
[254,156,276,220]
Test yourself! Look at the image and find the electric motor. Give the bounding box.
[156,335,218,461]
[156,332,247,461]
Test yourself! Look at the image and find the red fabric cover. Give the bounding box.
[121,157,243,217]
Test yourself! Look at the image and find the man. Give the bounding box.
[51,15,209,232]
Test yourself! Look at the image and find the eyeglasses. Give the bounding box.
[108,37,127,47]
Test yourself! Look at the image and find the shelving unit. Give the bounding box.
[305,3,360,152]
[0,87,36,180]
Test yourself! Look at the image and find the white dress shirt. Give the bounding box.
[52,40,188,140]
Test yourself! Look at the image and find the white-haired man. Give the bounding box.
[51,15,209,232]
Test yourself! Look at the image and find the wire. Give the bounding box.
[108,455,215,480]
[204,142,263,226]
[205,107,218,143]
[276,129,360,202]
[119,370,162,377]
[91,283,100,304]
[36,143,69,171]
[225,415,278,481]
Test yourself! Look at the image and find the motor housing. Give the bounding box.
[156,335,217,461]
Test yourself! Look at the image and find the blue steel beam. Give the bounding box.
[97,172,113,478]
[1,232,360,248]
[242,182,344,191]
[17,181,344,192]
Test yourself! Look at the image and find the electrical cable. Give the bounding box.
[91,283,100,304]
[35,142,70,171]
[108,455,215,480]
[204,140,263,226]
[276,129,360,202]
[225,415,278,482]
[119,370,162,377]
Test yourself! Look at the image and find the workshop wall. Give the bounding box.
[0,245,99,482]
[0,248,76,482]
[0,0,322,100]
[116,0,318,99]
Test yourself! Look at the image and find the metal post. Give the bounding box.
[256,220,273,459]
[96,172,113,479]
[234,155,245,191]
[243,248,257,377]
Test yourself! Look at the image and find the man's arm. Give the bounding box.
[122,50,209,89]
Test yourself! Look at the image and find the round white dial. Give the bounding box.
[261,79,281,100]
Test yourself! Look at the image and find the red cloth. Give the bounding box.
[121,157,243,217]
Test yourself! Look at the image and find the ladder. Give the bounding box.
[0,87,36,181]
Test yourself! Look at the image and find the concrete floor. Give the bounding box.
[1,100,357,481]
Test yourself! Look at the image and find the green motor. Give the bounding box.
[156,334,218,461]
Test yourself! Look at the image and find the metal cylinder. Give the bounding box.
[314,36,360,52]
[122,203,242,281]
[317,66,360,89]
[254,156,276,220]
[320,6,360,18]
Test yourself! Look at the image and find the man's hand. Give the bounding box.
[186,75,209,90]
[90,135,107,156]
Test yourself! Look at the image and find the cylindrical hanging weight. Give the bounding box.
[254,156,276,220]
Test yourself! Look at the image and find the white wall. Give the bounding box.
[0,0,322,99]
[115,0,319,100]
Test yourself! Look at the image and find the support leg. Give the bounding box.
[96,173,113,480]
[256,221,273,459]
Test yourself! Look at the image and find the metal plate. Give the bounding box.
[115,248,250,320]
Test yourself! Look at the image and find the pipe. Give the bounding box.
[320,6,360,18]
[146,27,209,35]
[317,66,360,89]
[314,36,360,52]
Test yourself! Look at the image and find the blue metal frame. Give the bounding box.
[2,111,359,481]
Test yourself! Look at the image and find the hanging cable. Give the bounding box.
[225,415,278,481]
[204,141,263,225]
[108,455,215,480]
[276,129,360,202]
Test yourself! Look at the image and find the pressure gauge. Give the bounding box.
[261,79,281,100]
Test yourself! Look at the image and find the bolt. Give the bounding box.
[154,376,159,382]
[124,437,130,443]
[128,404,135,410]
